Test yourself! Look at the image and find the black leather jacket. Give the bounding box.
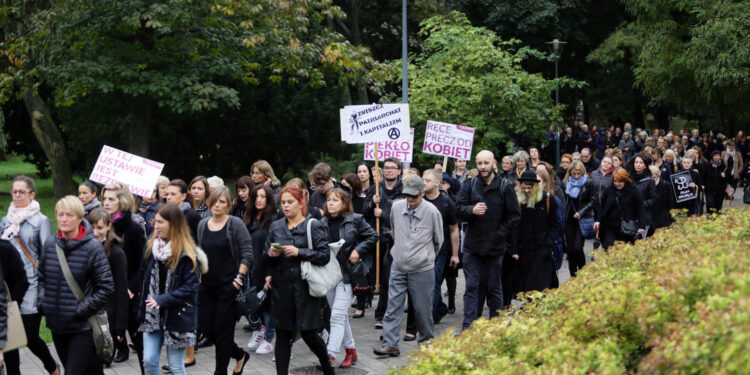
[320,213,378,284]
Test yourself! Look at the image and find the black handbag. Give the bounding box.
[236,284,266,316]
[348,260,369,288]
[616,196,639,237]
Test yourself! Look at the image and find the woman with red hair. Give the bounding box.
[264,186,334,374]
[593,168,649,249]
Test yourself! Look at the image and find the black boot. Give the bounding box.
[113,338,129,363]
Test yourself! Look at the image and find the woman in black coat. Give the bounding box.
[509,171,559,298]
[628,154,658,235]
[594,169,649,249]
[561,161,594,277]
[264,186,333,375]
[677,155,704,216]
[243,184,280,354]
[101,182,147,368]
[88,208,130,364]
[320,188,377,368]
[703,150,727,215]
[39,196,114,374]
[649,166,674,231]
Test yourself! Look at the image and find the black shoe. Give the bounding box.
[404,333,416,342]
[351,302,357,308]
[233,351,251,375]
[353,310,365,319]
[373,346,400,357]
[113,347,129,363]
[448,307,456,314]
[434,310,447,325]
[196,336,212,348]
[374,321,383,329]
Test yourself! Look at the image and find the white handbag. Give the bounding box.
[300,218,344,297]
[4,281,27,351]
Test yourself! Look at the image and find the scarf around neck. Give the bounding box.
[152,237,172,263]
[565,175,587,199]
[2,200,41,240]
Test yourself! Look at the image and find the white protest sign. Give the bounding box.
[364,128,414,163]
[422,120,475,160]
[340,103,410,144]
[89,145,165,198]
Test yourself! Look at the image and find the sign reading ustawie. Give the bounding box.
[89,145,164,198]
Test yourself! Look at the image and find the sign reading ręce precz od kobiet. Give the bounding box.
[422,120,475,160]
[364,128,414,163]
[340,103,410,144]
[89,145,165,198]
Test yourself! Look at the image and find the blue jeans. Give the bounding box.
[143,330,186,375]
[432,254,448,318]
[248,312,275,342]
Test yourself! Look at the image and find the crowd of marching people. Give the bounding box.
[1,123,748,374]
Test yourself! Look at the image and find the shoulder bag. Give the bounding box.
[571,200,595,239]
[300,218,343,297]
[615,196,639,237]
[3,281,27,351]
[55,245,114,362]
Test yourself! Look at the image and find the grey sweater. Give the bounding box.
[389,199,444,274]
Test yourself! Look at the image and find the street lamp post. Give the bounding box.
[546,38,566,167]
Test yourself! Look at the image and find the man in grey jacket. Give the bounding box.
[374,176,443,357]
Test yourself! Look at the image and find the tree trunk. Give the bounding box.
[128,96,152,157]
[20,80,75,198]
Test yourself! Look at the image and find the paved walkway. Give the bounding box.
[18,252,583,375]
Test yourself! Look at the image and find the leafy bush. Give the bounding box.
[399,208,750,374]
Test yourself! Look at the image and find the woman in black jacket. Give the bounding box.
[594,169,649,249]
[101,182,147,368]
[677,155,704,216]
[703,150,727,215]
[137,204,205,375]
[196,187,253,375]
[231,176,254,219]
[264,186,333,375]
[628,154,658,235]
[320,188,377,368]
[562,161,594,277]
[649,166,674,231]
[88,208,130,364]
[243,184,279,355]
[509,171,559,298]
[39,196,114,374]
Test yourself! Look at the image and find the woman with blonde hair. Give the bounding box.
[562,161,594,277]
[137,204,206,375]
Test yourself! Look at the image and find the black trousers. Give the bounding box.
[274,329,332,375]
[564,215,586,277]
[374,247,392,321]
[51,330,103,375]
[199,284,245,375]
[4,313,58,375]
[705,193,724,214]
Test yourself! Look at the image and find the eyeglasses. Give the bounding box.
[10,190,30,196]
[383,166,399,170]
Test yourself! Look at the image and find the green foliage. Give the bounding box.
[402,12,582,164]
[399,208,750,373]
[589,0,750,125]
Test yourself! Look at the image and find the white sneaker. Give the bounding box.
[255,340,274,355]
[247,327,266,350]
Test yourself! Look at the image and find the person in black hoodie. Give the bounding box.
[456,150,521,331]
[561,161,594,277]
[627,154,658,236]
[39,196,114,374]
[88,208,130,364]
[703,150,727,215]
[594,169,649,249]
[101,182,147,370]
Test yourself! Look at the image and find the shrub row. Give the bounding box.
[399,208,750,374]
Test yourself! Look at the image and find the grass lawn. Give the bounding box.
[0,156,60,343]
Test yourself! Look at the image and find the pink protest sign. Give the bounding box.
[364,128,414,163]
[422,121,475,160]
[89,145,165,198]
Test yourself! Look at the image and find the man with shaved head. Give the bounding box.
[455,150,521,331]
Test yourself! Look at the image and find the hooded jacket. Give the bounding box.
[38,223,114,333]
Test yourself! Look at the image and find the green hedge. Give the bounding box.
[399,208,750,374]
